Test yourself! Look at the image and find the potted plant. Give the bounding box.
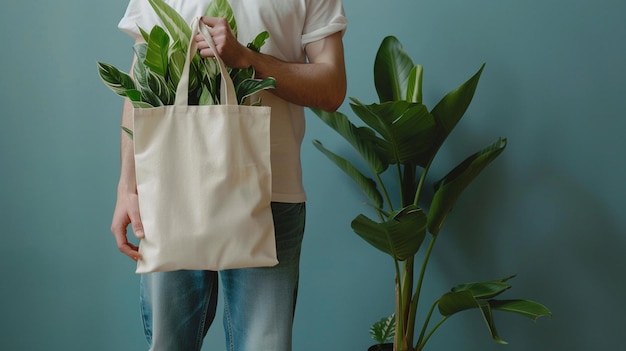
[311,36,551,351]
[368,313,395,351]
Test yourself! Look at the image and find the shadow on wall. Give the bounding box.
[428,132,626,350]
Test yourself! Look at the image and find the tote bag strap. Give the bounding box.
[175,17,237,106]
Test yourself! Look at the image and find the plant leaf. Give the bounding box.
[430,63,485,139]
[427,137,507,235]
[121,126,134,139]
[438,289,478,316]
[478,301,508,344]
[147,70,174,105]
[144,25,170,77]
[147,0,191,51]
[204,0,237,38]
[97,62,136,97]
[125,89,142,102]
[235,77,276,104]
[167,43,186,90]
[131,101,154,108]
[374,36,414,102]
[312,140,383,208]
[311,108,387,175]
[490,299,553,321]
[451,275,516,299]
[370,313,396,344]
[350,98,436,166]
[247,31,270,52]
[351,205,427,260]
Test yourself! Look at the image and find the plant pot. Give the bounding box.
[368,343,393,351]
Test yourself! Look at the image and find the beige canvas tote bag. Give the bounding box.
[133,18,277,273]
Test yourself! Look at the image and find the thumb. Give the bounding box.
[128,206,145,239]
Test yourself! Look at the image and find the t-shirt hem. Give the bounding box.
[271,192,307,204]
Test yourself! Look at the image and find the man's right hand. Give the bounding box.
[110,190,144,261]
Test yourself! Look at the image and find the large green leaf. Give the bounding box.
[427,137,507,235]
[144,25,170,77]
[311,108,387,175]
[97,62,136,97]
[438,289,478,316]
[204,0,237,38]
[490,299,553,321]
[351,205,427,260]
[148,0,191,51]
[350,98,436,166]
[313,140,383,208]
[374,36,414,102]
[430,63,485,139]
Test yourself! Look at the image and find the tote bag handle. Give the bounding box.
[175,17,237,106]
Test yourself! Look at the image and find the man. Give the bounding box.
[110,1,347,350]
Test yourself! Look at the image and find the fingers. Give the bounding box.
[111,222,143,262]
[111,193,144,262]
[200,16,223,27]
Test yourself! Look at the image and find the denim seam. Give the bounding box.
[224,298,235,351]
[194,289,211,351]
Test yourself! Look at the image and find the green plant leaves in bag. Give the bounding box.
[235,77,277,104]
[351,205,427,260]
[247,31,269,52]
[97,62,136,97]
[147,0,191,51]
[204,0,237,38]
[144,25,170,77]
[427,137,507,235]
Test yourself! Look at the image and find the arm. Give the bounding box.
[197,17,347,112]
[110,49,145,262]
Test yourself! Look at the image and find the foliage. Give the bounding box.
[312,36,551,350]
[370,313,396,345]
[97,0,276,108]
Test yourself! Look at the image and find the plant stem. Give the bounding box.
[413,157,434,206]
[402,257,415,346]
[407,235,438,346]
[416,299,439,346]
[416,316,449,350]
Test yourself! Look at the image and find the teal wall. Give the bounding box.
[1,0,624,350]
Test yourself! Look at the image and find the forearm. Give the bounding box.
[249,50,346,111]
[118,98,137,194]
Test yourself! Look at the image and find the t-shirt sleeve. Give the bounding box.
[301,0,347,46]
[117,0,161,39]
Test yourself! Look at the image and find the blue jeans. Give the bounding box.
[140,202,306,351]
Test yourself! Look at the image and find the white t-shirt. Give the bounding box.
[118,0,347,203]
